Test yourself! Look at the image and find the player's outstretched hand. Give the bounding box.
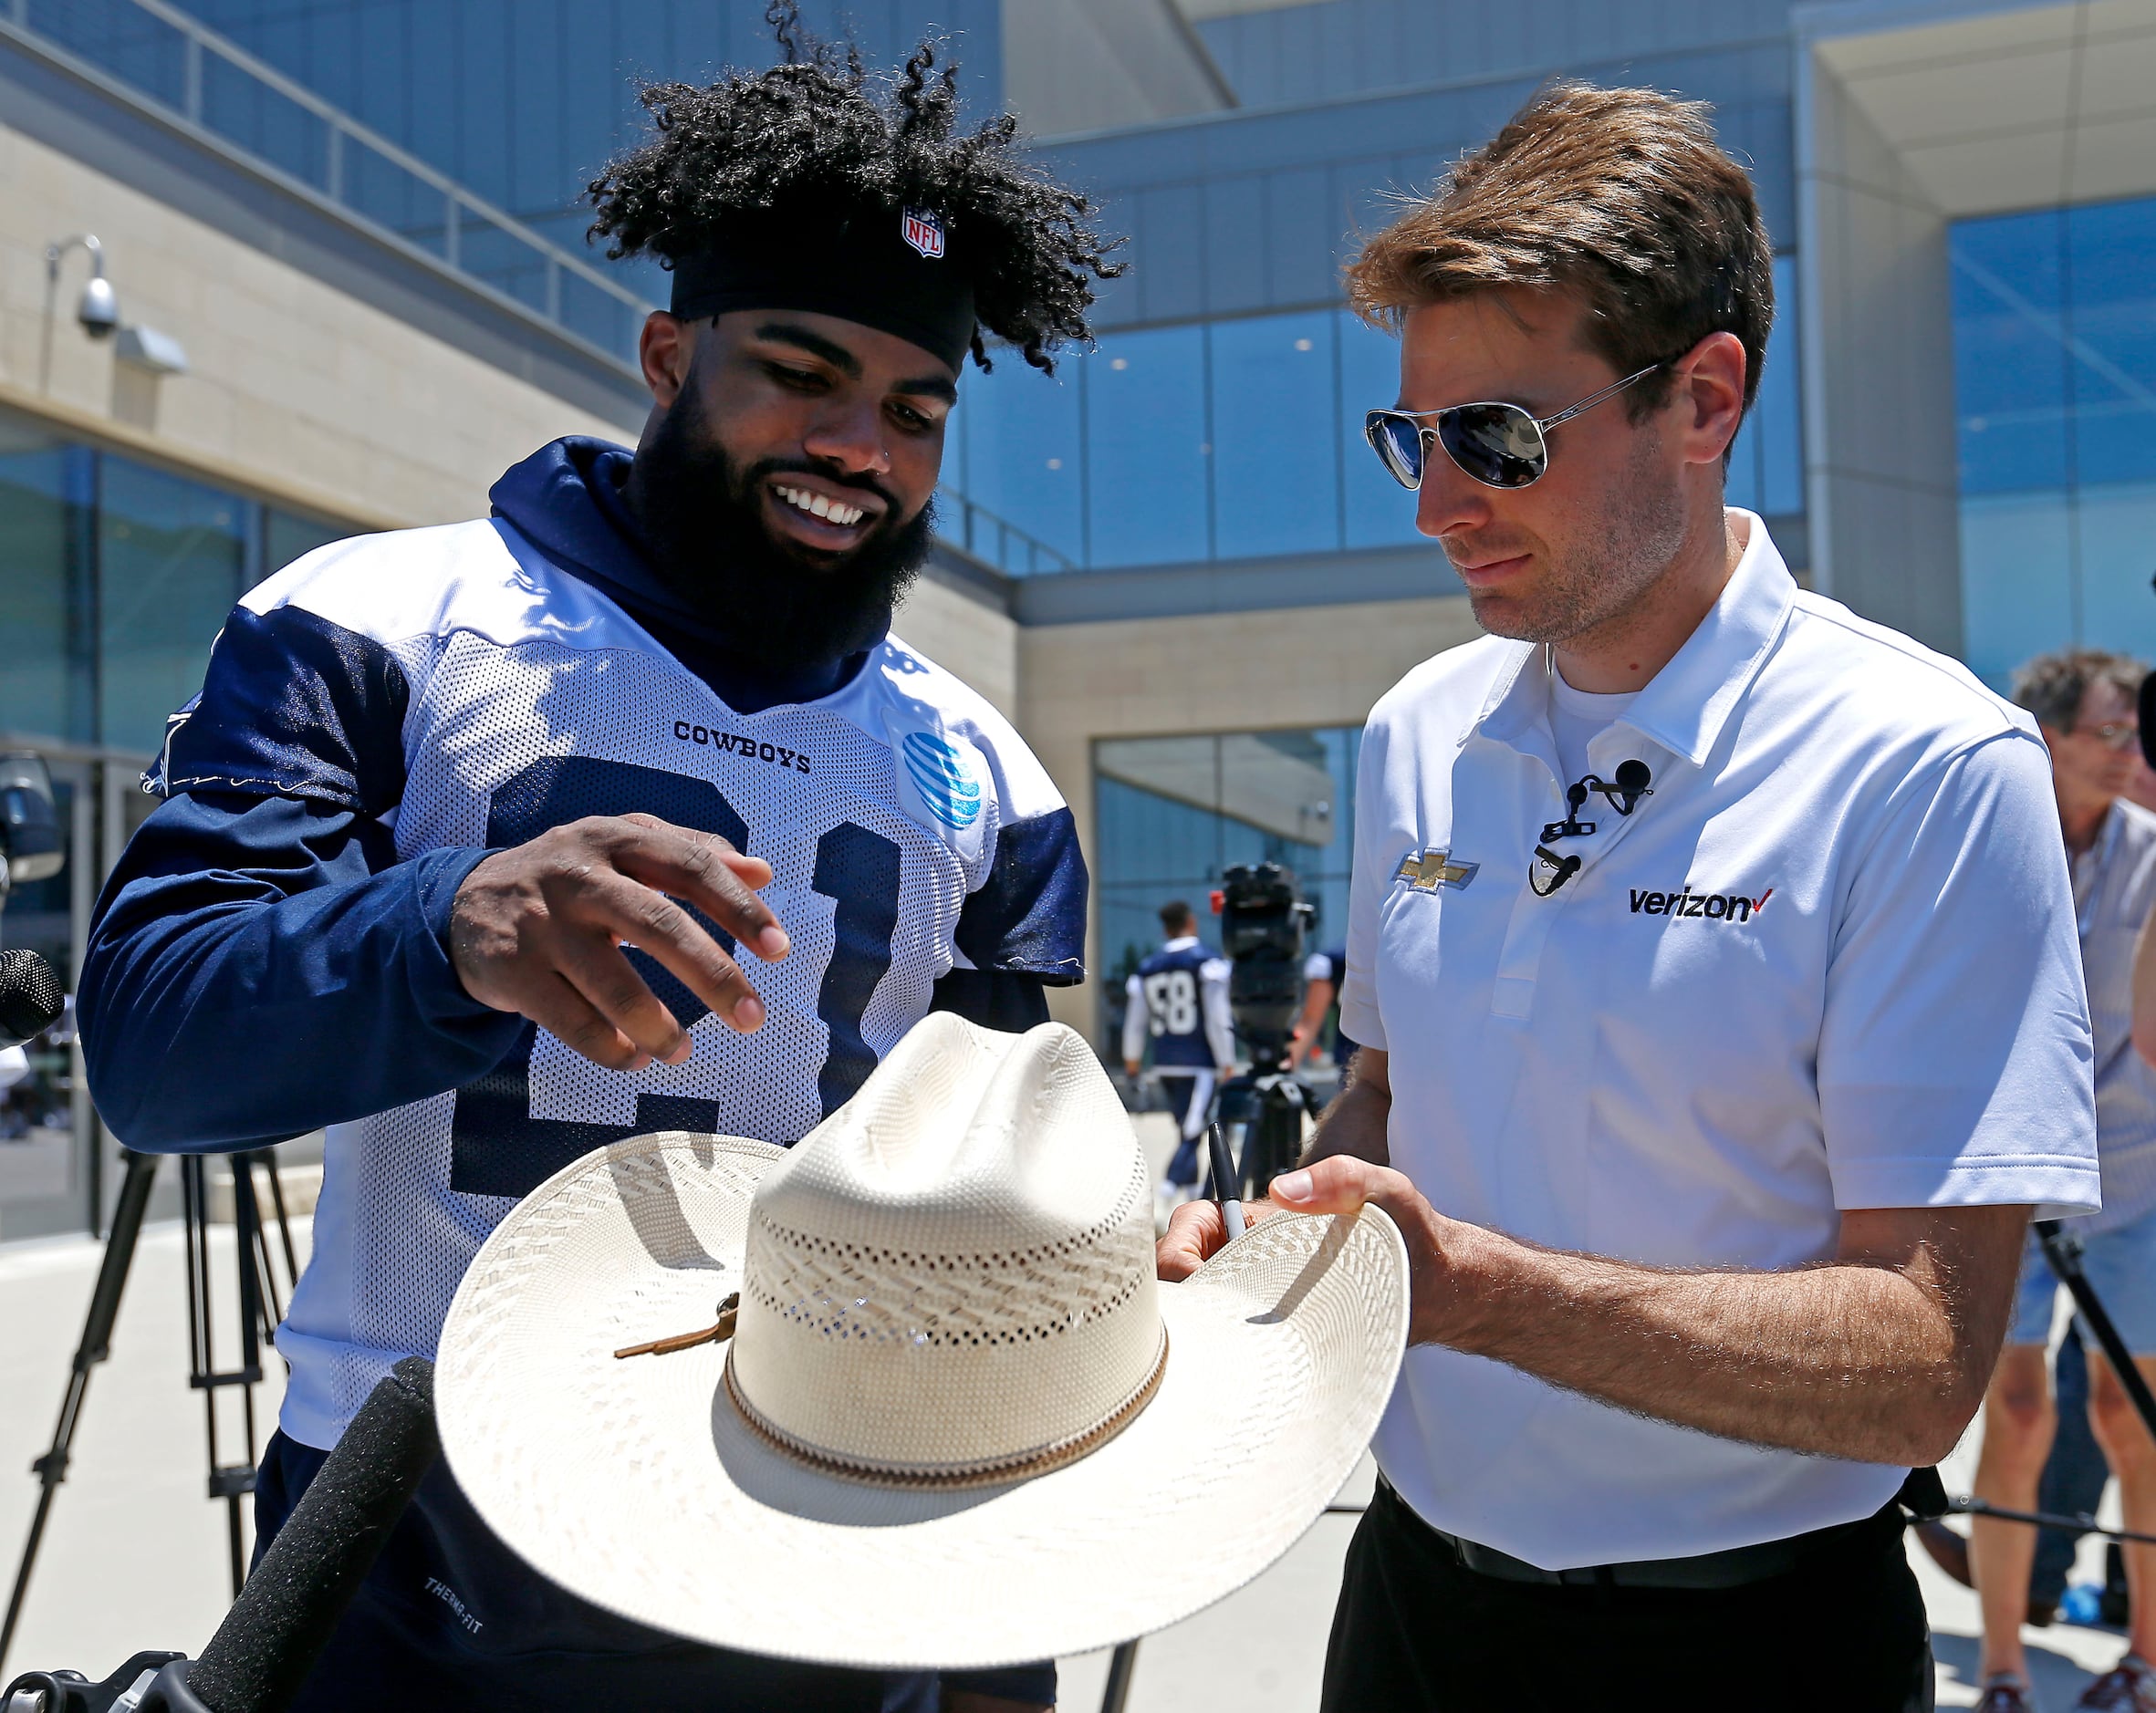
[450,813,790,1073]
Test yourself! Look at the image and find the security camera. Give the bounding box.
[77,274,119,338]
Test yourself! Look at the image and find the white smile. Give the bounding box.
[775,485,868,528]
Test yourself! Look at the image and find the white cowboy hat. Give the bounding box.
[435,1012,1409,1669]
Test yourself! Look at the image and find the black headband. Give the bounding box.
[669,202,976,373]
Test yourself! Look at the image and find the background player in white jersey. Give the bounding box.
[1123,899,1233,1221]
[1288,942,1359,1077]
[78,16,1119,1713]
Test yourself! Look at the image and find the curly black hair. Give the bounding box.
[587,3,1123,373]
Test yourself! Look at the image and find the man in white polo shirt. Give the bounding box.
[1160,82,2099,1709]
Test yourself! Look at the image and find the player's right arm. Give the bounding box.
[80,602,785,1152]
[1121,971,1148,1077]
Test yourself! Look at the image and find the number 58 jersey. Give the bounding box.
[160,519,1087,1447]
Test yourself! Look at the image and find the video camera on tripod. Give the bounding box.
[0,753,68,1055]
[1208,862,1320,1198]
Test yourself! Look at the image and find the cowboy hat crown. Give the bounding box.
[729,1014,1163,1483]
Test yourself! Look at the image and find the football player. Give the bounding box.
[78,20,1119,1713]
[1123,900,1234,1222]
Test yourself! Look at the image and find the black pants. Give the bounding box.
[1321,1482,1933,1713]
[253,1430,1053,1712]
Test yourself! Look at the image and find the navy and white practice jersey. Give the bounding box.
[102,514,1084,1449]
[1122,936,1233,1070]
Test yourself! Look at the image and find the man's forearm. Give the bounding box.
[1303,1072,1390,1168]
[1442,1228,1984,1465]
[1283,1057,2015,1466]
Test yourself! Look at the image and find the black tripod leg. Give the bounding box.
[2036,1220,2156,1447]
[1099,1639,1140,1713]
[0,1148,161,1675]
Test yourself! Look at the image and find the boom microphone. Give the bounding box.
[185,1356,440,1712]
[0,950,63,1051]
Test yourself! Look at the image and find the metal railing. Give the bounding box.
[938,489,1079,576]
[7,0,1092,576]
[4,0,654,368]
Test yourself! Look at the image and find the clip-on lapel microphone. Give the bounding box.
[1529,759,1653,897]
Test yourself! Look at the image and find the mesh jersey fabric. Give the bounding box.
[1122,939,1231,1068]
[150,516,1084,1449]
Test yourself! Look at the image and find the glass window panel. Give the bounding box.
[1085,326,1209,568]
[1210,310,1340,560]
[2065,199,2156,490]
[1758,255,1805,515]
[264,507,350,582]
[950,356,1084,573]
[1724,414,1762,514]
[99,459,252,754]
[2075,484,2156,668]
[0,419,94,743]
[1338,311,1425,549]
[1093,728,1361,1048]
[1958,492,2075,692]
[1953,210,2069,496]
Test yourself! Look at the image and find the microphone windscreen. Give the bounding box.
[0,949,63,1051]
[186,1358,439,1713]
[1614,759,1652,794]
[2140,672,2156,773]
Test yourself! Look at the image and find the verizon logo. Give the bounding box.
[1630,887,1774,923]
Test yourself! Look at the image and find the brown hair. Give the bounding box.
[1345,81,1774,421]
[2011,648,2146,734]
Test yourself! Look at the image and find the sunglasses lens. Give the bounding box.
[1438,404,1547,489]
[1366,412,1424,490]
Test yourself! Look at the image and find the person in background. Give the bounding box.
[1973,649,2156,1713]
[1124,899,1234,1225]
[1289,943,1359,1077]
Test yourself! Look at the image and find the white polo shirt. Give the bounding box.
[1339,512,2099,1570]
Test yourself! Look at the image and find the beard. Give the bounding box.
[629,389,933,672]
[1458,426,1691,649]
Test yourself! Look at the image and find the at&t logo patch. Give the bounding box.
[882,711,990,862]
[902,731,982,829]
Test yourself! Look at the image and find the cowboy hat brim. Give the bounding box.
[436,1129,1411,1669]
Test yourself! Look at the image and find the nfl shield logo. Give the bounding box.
[901,207,946,260]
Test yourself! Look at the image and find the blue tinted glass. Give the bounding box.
[950,357,1084,573]
[1953,210,2069,496]
[1338,311,1424,548]
[2066,198,2156,489]
[1086,327,1209,567]
[1758,255,1805,514]
[1959,493,2075,690]
[1094,728,1361,1043]
[2078,487,2156,667]
[1210,310,1340,559]
[99,458,253,753]
[1953,194,2156,688]
[0,417,94,744]
[1724,414,1761,514]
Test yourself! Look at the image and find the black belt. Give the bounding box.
[1385,1479,1900,1592]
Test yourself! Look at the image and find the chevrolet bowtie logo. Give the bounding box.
[1395,848,1479,891]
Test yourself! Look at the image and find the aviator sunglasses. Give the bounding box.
[1364,361,1665,492]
